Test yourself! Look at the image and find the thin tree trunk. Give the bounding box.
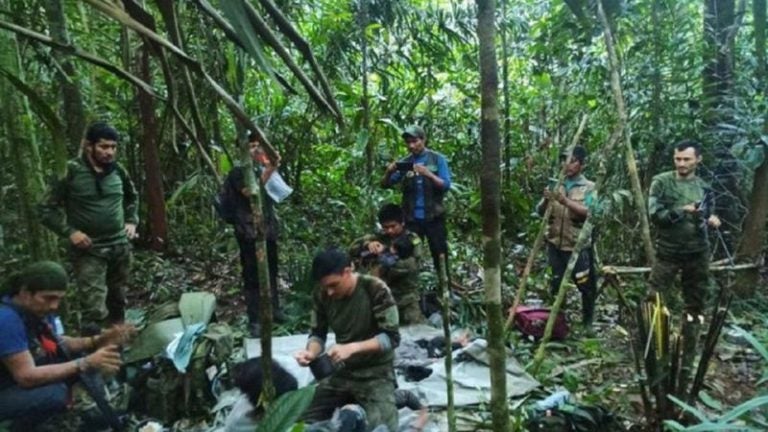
[136,42,168,251]
[43,0,84,175]
[242,139,276,405]
[530,222,594,376]
[476,1,509,431]
[438,255,455,432]
[597,0,655,265]
[644,0,665,190]
[0,21,55,260]
[359,0,372,178]
[500,0,512,186]
[155,0,210,150]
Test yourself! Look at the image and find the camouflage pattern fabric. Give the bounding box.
[349,232,424,325]
[647,251,709,316]
[70,244,131,328]
[302,373,397,432]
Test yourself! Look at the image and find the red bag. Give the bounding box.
[513,306,569,340]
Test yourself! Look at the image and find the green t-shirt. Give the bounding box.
[648,171,711,256]
[309,274,400,376]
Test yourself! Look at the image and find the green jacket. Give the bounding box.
[39,157,139,247]
[309,275,400,377]
[648,171,710,256]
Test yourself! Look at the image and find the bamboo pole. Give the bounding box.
[602,262,757,275]
[596,0,656,266]
[438,255,456,432]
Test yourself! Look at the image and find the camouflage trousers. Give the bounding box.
[70,243,131,329]
[647,251,709,316]
[302,369,398,432]
[396,295,424,326]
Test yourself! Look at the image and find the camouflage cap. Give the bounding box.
[401,125,426,140]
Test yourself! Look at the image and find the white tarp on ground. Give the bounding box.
[244,324,539,408]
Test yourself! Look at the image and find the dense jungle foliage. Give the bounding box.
[1,0,767,430]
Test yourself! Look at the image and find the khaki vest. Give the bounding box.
[545,177,594,251]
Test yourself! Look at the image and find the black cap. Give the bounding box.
[561,145,587,163]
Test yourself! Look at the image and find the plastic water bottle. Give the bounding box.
[534,390,571,410]
[52,316,65,335]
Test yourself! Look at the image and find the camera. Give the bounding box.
[396,161,414,172]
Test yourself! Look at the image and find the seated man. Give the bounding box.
[349,204,424,325]
[294,248,400,432]
[0,261,134,430]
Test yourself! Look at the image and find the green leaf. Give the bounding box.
[718,395,768,423]
[698,390,723,411]
[666,394,710,423]
[257,385,316,432]
[219,0,278,86]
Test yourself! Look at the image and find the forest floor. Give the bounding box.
[104,248,768,431]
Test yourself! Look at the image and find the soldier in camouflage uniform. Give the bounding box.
[39,122,138,330]
[647,139,721,389]
[349,204,424,325]
[295,248,400,432]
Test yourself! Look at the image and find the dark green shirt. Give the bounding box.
[648,171,710,256]
[39,157,138,247]
[309,275,400,376]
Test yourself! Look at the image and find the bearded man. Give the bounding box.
[40,121,139,330]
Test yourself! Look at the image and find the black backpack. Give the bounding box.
[213,175,237,224]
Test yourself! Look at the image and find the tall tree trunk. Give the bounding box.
[44,0,85,174]
[476,1,509,431]
[598,0,655,265]
[0,22,55,260]
[734,0,768,294]
[136,43,168,251]
[703,0,742,253]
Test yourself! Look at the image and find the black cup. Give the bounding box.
[309,353,336,380]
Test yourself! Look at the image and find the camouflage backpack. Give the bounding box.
[125,293,234,424]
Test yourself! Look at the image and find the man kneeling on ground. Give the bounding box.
[294,248,400,432]
[349,204,424,325]
[0,261,135,430]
